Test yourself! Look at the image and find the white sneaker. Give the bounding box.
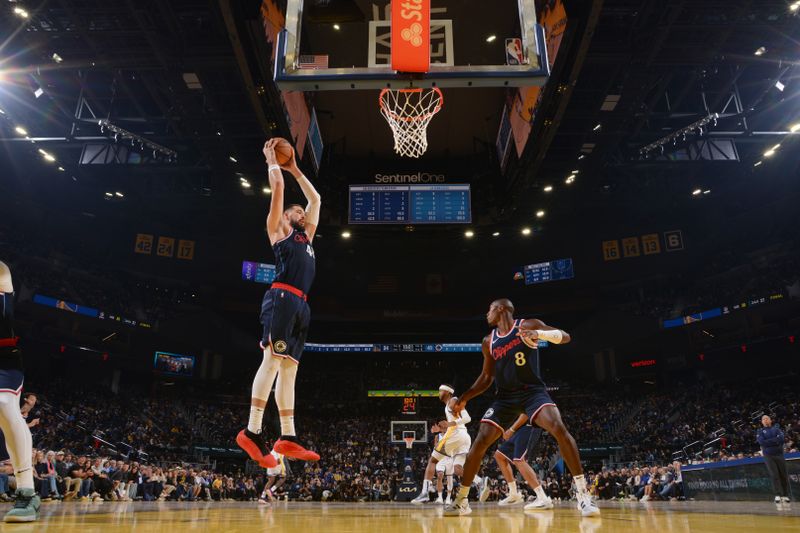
[411,492,429,505]
[774,496,782,504]
[445,496,452,506]
[640,495,650,502]
[444,497,472,516]
[524,497,554,510]
[479,479,491,503]
[435,495,444,505]
[579,498,600,517]
[498,493,525,506]
[781,497,791,504]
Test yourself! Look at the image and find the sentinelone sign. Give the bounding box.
[374,172,445,184]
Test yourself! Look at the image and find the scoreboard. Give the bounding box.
[349,184,471,224]
[523,258,575,285]
[241,261,276,284]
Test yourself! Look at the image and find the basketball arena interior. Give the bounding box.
[1,0,799,531]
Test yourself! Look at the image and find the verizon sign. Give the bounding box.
[374,172,446,184]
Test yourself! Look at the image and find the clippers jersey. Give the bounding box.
[271,228,315,295]
[0,292,23,370]
[489,319,545,392]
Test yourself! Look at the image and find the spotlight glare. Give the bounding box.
[754,161,762,167]
[115,191,124,197]
[465,230,475,238]
[52,53,63,63]
[492,232,500,237]
[791,2,800,11]
[262,187,271,195]
[521,227,532,236]
[692,189,702,196]
[486,35,497,43]
[790,123,800,133]
[341,231,351,239]
[593,123,602,131]
[763,149,775,157]
[229,156,237,163]
[43,153,56,162]
[543,185,553,192]
[15,126,28,136]
[333,23,340,30]
[57,166,65,171]
[771,143,781,151]
[241,181,251,188]
[13,7,29,18]
[104,192,113,197]
[536,210,545,218]
[703,190,711,195]
[754,46,766,56]
[775,81,785,92]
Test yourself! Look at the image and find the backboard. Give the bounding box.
[274,0,550,91]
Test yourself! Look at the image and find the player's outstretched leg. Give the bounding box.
[516,460,553,510]
[495,451,524,506]
[411,457,438,504]
[534,405,599,516]
[444,423,501,516]
[0,388,39,523]
[237,348,280,468]
[272,359,319,461]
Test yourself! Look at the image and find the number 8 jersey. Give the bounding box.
[490,319,545,392]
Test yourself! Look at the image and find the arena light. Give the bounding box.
[240,180,251,188]
[571,170,579,174]
[51,53,63,64]
[57,166,65,171]
[593,123,602,131]
[791,2,800,11]
[14,126,28,136]
[565,174,576,184]
[790,123,800,133]
[104,192,113,198]
[333,23,340,30]
[0,107,5,115]
[341,231,351,239]
[486,35,497,43]
[692,189,702,196]
[536,210,545,218]
[754,46,766,56]
[577,154,585,160]
[703,189,711,194]
[262,187,271,195]
[464,230,474,238]
[521,227,532,236]
[229,156,237,163]
[492,231,500,237]
[763,149,776,157]
[13,6,29,18]
[754,161,762,167]
[775,80,785,92]
[543,185,553,192]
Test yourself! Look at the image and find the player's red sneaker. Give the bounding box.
[273,435,320,461]
[236,429,278,468]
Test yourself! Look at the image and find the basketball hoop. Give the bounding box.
[379,88,443,158]
[403,436,416,450]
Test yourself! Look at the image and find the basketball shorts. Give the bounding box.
[260,288,311,364]
[480,388,556,432]
[266,463,286,477]
[432,429,470,466]
[497,425,543,462]
[435,455,452,474]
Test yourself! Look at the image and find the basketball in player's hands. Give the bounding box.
[272,137,295,167]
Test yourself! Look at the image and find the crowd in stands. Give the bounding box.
[1,375,793,505]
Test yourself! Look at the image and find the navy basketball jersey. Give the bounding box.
[271,229,316,295]
[0,292,14,340]
[489,319,545,392]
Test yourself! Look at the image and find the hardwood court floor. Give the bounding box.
[0,500,797,532]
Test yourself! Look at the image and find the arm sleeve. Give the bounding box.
[456,409,472,426]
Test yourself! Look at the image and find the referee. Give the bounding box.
[757,415,790,504]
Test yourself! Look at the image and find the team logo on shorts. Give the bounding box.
[483,408,495,419]
[273,340,288,353]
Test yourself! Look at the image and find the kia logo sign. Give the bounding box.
[374,172,445,184]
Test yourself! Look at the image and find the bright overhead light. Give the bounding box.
[115,191,124,197]
[593,123,602,131]
[492,231,500,237]
[333,23,340,30]
[486,35,497,43]
[771,143,781,150]
[57,166,65,171]
[571,170,580,174]
[229,156,237,163]
[754,46,766,56]
[703,190,711,195]
[104,192,113,197]
[465,230,475,238]
[790,123,800,133]
[52,53,63,63]
[13,7,29,18]
[565,175,576,184]
[763,149,776,157]
[578,154,585,160]
[754,161,762,167]
[791,2,800,12]
[521,227,532,236]
[0,107,5,115]
[692,189,702,196]
[262,187,271,195]
[543,185,553,192]
[14,126,28,136]
[341,231,351,239]
[44,154,55,162]
[536,210,545,218]
[775,81,785,92]
[241,181,251,188]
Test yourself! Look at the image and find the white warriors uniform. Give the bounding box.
[434,434,452,474]
[266,450,286,477]
[432,400,471,467]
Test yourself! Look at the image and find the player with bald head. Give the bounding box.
[444,298,599,517]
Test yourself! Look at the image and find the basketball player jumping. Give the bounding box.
[411,384,484,504]
[237,139,321,465]
[0,261,39,522]
[445,299,599,516]
[494,413,553,510]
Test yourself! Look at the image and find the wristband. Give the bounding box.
[535,329,564,344]
[268,165,280,173]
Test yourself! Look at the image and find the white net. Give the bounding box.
[379,88,443,158]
